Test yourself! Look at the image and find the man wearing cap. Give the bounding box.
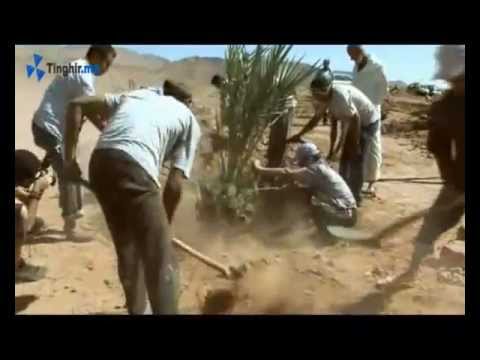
[254,142,357,227]
[288,60,381,206]
[347,45,388,196]
[62,81,201,314]
[386,45,465,287]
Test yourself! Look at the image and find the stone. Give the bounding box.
[439,241,465,267]
[437,268,465,287]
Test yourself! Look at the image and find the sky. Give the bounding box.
[123,45,442,84]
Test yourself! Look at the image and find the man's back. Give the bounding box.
[97,90,201,186]
[330,84,379,126]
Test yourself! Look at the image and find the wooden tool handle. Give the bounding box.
[172,237,231,278]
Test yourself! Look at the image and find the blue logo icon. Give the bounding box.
[26,54,46,82]
[92,64,100,76]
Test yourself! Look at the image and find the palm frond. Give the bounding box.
[213,45,320,199]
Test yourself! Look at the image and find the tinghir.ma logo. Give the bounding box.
[26,54,46,82]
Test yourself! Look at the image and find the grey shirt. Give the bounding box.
[329,84,380,127]
[291,159,357,210]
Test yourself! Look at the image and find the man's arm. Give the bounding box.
[333,114,360,157]
[328,118,338,159]
[15,187,31,204]
[288,103,325,142]
[253,160,297,180]
[333,118,350,157]
[163,168,184,224]
[64,96,110,166]
[376,66,389,104]
[20,176,50,231]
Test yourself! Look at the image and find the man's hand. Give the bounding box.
[64,160,82,182]
[93,114,108,131]
[327,151,336,162]
[164,168,184,224]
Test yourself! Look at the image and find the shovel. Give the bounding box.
[76,178,247,280]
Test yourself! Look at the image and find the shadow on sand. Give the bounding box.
[26,228,96,245]
[15,295,39,314]
[337,286,410,314]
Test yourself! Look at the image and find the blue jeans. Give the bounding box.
[339,120,380,203]
[31,121,82,218]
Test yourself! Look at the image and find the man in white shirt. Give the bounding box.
[31,45,116,242]
[288,61,381,205]
[347,45,388,195]
[63,82,201,314]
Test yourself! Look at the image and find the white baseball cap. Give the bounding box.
[295,142,320,164]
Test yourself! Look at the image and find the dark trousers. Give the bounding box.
[89,149,178,315]
[31,122,82,218]
[311,202,357,229]
[339,120,380,203]
[416,185,464,246]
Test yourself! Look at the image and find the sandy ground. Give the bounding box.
[14,54,464,315]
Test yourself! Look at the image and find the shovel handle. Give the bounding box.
[76,178,233,278]
[172,237,231,278]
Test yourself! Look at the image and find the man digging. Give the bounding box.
[63,81,201,314]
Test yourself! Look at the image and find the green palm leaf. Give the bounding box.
[204,45,320,220]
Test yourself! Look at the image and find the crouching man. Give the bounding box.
[15,150,53,282]
[254,142,358,228]
[63,82,201,314]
